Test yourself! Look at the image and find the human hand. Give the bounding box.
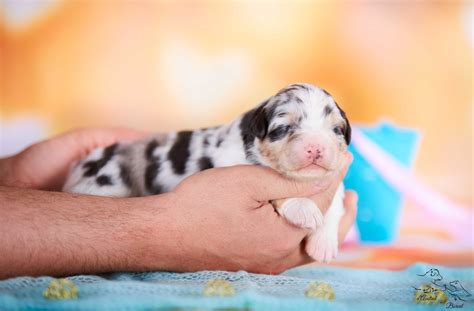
[0,128,148,191]
[143,158,357,274]
[306,152,354,214]
[0,128,356,276]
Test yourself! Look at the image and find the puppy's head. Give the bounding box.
[244,83,351,180]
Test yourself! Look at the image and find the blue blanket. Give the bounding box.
[0,263,472,310]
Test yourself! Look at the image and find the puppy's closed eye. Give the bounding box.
[333,126,344,136]
[268,125,293,142]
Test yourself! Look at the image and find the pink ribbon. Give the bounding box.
[351,127,472,244]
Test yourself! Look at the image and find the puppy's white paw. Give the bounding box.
[279,198,323,230]
[306,230,338,263]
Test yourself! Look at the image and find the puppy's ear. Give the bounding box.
[249,104,268,139]
[343,116,351,145]
[335,103,351,145]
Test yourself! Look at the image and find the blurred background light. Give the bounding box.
[0,0,472,265]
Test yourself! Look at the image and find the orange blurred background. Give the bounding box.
[0,1,472,206]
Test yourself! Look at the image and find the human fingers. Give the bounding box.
[241,165,332,202]
[311,152,353,213]
[68,127,150,156]
[337,190,358,244]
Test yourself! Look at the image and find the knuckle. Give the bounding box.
[287,179,301,194]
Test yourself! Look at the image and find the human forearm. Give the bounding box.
[0,186,175,279]
[0,160,357,278]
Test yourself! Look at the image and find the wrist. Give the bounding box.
[0,156,24,188]
[122,193,184,272]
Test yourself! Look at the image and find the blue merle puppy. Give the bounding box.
[63,83,351,262]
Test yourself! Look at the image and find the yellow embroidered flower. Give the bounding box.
[305,281,335,300]
[413,283,448,305]
[203,278,235,297]
[43,278,78,300]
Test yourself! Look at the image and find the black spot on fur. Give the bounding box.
[198,156,214,171]
[119,164,132,188]
[334,102,351,145]
[251,105,269,139]
[321,88,331,96]
[83,143,118,177]
[275,84,312,100]
[168,131,193,175]
[240,106,266,164]
[293,84,310,91]
[145,139,159,160]
[216,137,223,148]
[265,103,280,122]
[276,86,299,96]
[144,140,162,194]
[203,136,210,147]
[145,161,162,195]
[268,125,291,142]
[96,175,113,186]
[323,105,333,117]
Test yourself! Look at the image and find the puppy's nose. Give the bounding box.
[304,144,324,161]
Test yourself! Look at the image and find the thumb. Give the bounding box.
[250,152,353,203]
[245,166,332,202]
[71,127,150,155]
[312,152,353,213]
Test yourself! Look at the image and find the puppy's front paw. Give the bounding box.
[306,230,338,263]
[278,198,323,230]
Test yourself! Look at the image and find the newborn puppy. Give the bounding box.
[63,83,351,262]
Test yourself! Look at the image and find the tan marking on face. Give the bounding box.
[287,111,301,125]
[258,139,286,172]
[256,87,349,180]
[256,109,302,173]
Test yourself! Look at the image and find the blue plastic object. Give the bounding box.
[344,121,420,244]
